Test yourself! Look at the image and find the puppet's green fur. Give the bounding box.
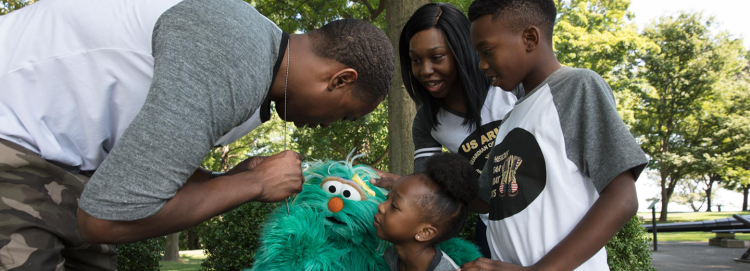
[248,157,480,270]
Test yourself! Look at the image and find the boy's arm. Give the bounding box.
[467,197,490,214]
[461,170,638,271]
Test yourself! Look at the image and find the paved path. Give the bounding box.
[652,242,749,271]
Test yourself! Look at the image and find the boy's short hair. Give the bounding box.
[309,19,395,102]
[419,153,478,244]
[467,0,557,44]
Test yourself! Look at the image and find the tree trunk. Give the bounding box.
[385,0,427,175]
[659,174,669,222]
[220,145,231,172]
[163,232,183,262]
[186,227,201,250]
[705,174,719,212]
[743,184,749,211]
[705,179,713,212]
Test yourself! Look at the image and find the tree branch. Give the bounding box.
[354,0,376,14]
[292,0,314,13]
[370,0,386,21]
[369,144,390,167]
[330,138,348,158]
[352,0,385,21]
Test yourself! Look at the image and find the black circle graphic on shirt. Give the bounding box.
[457,120,503,174]
[488,128,546,221]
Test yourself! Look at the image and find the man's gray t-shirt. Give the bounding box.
[79,0,284,220]
[383,245,459,271]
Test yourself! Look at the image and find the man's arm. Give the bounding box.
[461,170,638,271]
[78,151,303,244]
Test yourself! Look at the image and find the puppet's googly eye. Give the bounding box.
[339,184,363,201]
[321,181,342,195]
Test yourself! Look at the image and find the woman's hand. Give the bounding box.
[370,168,400,190]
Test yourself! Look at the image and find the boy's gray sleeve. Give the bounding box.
[552,69,649,193]
[412,107,442,173]
[79,0,280,221]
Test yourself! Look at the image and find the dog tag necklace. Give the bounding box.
[283,38,290,214]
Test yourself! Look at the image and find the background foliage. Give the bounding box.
[116,237,166,271]
[0,0,33,15]
[606,216,654,271]
[200,202,278,271]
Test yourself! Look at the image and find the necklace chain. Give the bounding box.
[283,39,289,150]
[283,38,291,214]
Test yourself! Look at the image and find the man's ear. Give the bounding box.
[522,26,540,52]
[328,68,358,91]
[414,224,439,242]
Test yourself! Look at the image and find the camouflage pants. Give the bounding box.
[0,139,116,270]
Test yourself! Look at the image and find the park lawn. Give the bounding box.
[160,250,206,271]
[648,231,750,242]
[638,211,750,224]
[636,211,750,242]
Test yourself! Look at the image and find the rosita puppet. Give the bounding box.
[248,153,481,270]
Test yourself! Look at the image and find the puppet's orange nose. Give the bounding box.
[328,197,344,213]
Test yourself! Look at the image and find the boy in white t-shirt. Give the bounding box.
[460,0,649,270]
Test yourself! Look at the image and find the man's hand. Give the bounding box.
[460,258,532,271]
[244,150,304,202]
[225,156,267,176]
[370,168,400,190]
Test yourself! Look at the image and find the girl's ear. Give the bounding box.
[415,224,439,242]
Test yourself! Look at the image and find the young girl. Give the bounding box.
[372,3,522,257]
[374,153,478,271]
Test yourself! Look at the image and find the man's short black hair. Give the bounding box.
[309,19,395,102]
[468,0,557,44]
[418,153,478,244]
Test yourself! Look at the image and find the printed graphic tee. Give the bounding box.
[478,67,648,270]
[412,86,523,172]
[413,86,522,225]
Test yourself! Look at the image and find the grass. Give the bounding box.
[647,231,750,242]
[160,250,206,271]
[637,211,750,242]
[637,211,750,224]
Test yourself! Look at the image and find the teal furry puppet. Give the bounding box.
[249,153,480,271]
